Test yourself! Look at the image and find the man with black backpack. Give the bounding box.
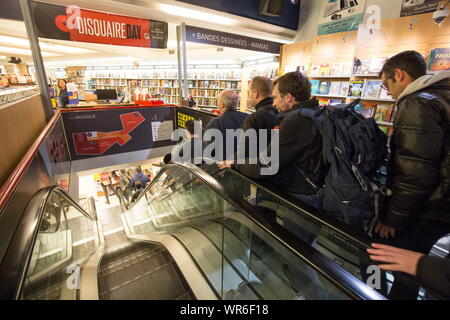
[374,51,450,300]
[221,72,324,210]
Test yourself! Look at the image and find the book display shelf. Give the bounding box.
[87,69,242,108]
[280,13,450,137]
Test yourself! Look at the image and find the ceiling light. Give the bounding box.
[0,35,95,54]
[40,42,96,54]
[0,46,59,57]
[158,4,235,25]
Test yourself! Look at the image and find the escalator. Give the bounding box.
[0,162,385,300]
[196,162,381,285]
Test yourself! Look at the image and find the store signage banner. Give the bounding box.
[62,107,176,160]
[317,0,367,35]
[185,26,282,54]
[30,1,168,48]
[400,0,439,17]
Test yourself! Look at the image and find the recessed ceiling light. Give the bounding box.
[0,46,59,57]
[158,4,235,25]
[0,35,95,54]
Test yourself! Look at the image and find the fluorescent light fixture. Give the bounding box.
[0,35,95,54]
[40,42,95,54]
[0,46,58,57]
[158,4,235,25]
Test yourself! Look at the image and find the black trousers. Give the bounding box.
[372,219,450,300]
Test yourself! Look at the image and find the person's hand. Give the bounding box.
[374,221,396,239]
[367,243,424,276]
[219,160,234,169]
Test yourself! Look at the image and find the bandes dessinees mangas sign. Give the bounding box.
[31,1,168,48]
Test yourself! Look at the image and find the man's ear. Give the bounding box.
[394,68,405,82]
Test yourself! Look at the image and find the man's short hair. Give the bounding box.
[220,90,239,110]
[251,76,273,97]
[273,72,311,102]
[379,51,427,80]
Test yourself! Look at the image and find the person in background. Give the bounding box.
[100,171,114,205]
[374,51,450,299]
[205,90,248,161]
[238,76,278,161]
[367,243,450,299]
[119,169,132,206]
[58,79,70,108]
[144,168,153,182]
[130,181,143,203]
[130,167,149,189]
[188,94,196,108]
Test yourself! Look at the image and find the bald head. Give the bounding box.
[218,90,239,112]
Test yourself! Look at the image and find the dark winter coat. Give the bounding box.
[382,72,450,230]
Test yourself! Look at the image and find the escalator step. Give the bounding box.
[99,262,192,300]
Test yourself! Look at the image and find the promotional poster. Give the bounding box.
[317,0,367,35]
[30,1,168,48]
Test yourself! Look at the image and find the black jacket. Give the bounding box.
[417,255,450,299]
[239,97,278,158]
[383,72,450,229]
[205,109,248,160]
[234,98,323,195]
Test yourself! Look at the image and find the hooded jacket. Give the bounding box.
[382,72,450,229]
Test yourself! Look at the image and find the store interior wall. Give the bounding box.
[294,0,414,42]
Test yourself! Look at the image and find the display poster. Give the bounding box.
[317,0,367,35]
[62,107,176,160]
[30,1,168,48]
[186,25,282,54]
[400,0,439,17]
[428,48,450,71]
[176,107,216,130]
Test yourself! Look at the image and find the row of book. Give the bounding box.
[311,79,392,100]
[354,103,394,123]
[307,57,388,78]
[311,62,353,77]
[88,71,241,80]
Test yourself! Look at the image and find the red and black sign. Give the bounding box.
[31,1,168,48]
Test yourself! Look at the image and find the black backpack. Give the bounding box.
[294,99,389,230]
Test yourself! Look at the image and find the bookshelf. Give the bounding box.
[88,71,242,107]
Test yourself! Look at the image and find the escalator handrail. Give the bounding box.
[0,186,97,299]
[129,162,385,300]
[223,166,373,249]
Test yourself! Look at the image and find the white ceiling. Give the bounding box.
[0,0,293,68]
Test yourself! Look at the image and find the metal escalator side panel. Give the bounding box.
[120,214,217,300]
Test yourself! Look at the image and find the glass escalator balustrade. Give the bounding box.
[199,164,377,284]
[123,165,353,300]
[22,191,101,300]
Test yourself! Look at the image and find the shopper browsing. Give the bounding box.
[205,90,248,161]
[374,51,450,299]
